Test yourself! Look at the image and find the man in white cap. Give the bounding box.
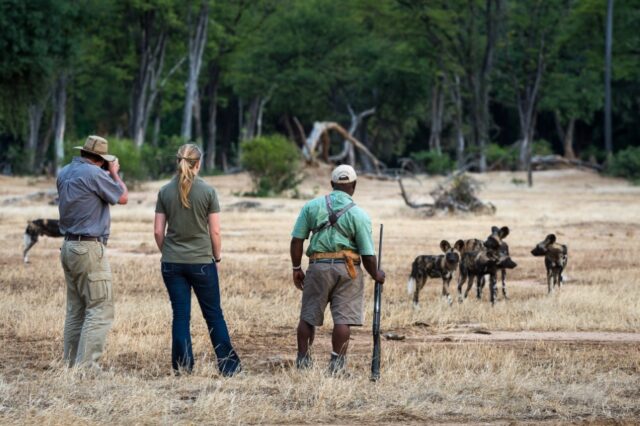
[57,135,128,369]
[290,164,385,375]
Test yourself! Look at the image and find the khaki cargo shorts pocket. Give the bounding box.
[87,271,111,302]
[70,245,89,255]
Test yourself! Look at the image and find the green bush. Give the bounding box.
[606,146,640,184]
[486,143,518,170]
[485,140,554,170]
[240,135,302,196]
[66,138,149,182]
[410,150,454,175]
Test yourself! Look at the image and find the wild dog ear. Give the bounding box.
[440,240,452,253]
[545,234,556,244]
[499,226,510,239]
[491,226,500,235]
[454,239,465,251]
[484,237,500,250]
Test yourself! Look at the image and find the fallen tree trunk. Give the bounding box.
[302,121,385,174]
[531,155,603,172]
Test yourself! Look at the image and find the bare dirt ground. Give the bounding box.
[0,168,639,424]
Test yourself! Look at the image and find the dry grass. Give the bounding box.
[1,169,639,424]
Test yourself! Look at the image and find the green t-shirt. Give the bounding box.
[155,176,220,263]
[291,190,375,257]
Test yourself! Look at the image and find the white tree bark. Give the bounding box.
[181,1,209,142]
[131,19,167,148]
[53,72,67,176]
[303,121,384,174]
[328,105,375,165]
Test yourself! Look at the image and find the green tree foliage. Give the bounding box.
[240,135,301,196]
[1,0,640,183]
[606,146,640,184]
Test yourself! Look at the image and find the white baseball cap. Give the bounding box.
[331,164,357,183]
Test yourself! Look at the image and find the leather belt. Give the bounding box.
[65,234,105,244]
[309,259,361,265]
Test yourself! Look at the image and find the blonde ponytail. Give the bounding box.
[176,144,202,208]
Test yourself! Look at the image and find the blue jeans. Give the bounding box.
[161,262,241,376]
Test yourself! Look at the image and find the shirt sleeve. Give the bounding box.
[353,210,375,256]
[208,188,221,214]
[92,170,124,205]
[155,192,165,214]
[291,204,311,240]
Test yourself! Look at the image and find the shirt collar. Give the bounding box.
[73,156,95,165]
[331,189,353,201]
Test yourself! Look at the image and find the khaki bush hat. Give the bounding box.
[331,164,357,183]
[74,135,116,162]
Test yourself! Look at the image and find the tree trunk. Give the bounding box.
[450,75,466,168]
[53,72,67,176]
[130,10,167,148]
[428,81,443,154]
[241,97,260,141]
[204,63,220,171]
[328,105,375,165]
[36,117,54,174]
[26,101,47,173]
[193,89,203,145]
[181,1,209,142]
[152,113,161,147]
[554,113,576,161]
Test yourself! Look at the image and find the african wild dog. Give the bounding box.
[531,234,568,294]
[23,219,63,263]
[483,226,516,300]
[407,240,460,306]
[456,227,517,305]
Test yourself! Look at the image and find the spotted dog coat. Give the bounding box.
[407,240,460,306]
[23,219,63,263]
[456,226,517,305]
[483,226,516,300]
[531,234,568,294]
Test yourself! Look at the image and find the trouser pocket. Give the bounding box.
[87,271,112,302]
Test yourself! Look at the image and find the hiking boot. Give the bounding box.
[296,353,313,370]
[327,353,349,377]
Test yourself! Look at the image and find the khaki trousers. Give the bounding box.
[60,240,114,368]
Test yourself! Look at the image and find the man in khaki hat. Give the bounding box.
[290,164,385,375]
[57,135,128,369]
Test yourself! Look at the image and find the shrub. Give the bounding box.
[65,138,149,185]
[606,146,640,184]
[240,135,302,196]
[410,150,454,175]
[486,143,518,170]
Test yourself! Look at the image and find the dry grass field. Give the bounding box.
[1,168,639,424]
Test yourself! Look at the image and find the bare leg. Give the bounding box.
[332,324,350,356]
[297,319,315,356]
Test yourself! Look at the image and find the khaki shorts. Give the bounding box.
[300,261,365,326]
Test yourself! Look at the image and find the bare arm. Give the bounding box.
[362,255,385,284]
[154,213,166,251]
[108,159,128,204]
[208,213,221,260]
[290,237,305,290]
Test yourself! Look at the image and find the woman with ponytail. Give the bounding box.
[154,144,241,376]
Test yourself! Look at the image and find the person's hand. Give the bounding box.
[373,269,386,284]
[108,158,120,176]
[293,269,305,290]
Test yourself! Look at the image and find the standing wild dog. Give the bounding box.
[456,228,517,305]
[407,240,460,306]
[23,219,63,263]
[531,234,568,294]
[483,226,516,300]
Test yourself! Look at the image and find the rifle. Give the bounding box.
[370,224,383,382]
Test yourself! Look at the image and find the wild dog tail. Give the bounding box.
[407,277,416,295]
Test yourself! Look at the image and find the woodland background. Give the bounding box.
[0,0,638,181]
